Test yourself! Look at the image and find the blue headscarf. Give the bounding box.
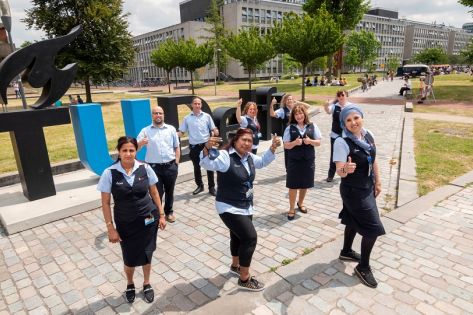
[339,104,372,153]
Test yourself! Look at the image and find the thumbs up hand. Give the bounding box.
[303,135,311,145]
[271,133,281,148]
[271,97,277,106]
[345,156,356,174]
[295,136,303,146]
[236,98,243,107]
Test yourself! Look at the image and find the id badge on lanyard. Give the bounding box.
[245,181,254,199]
[367,155,373,179]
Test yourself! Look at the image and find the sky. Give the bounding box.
[6,0,473,45]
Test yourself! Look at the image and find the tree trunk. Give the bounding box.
[175,68,178,87]
[190,71,195,95]
[167,71,171,94]
[301,65,306,101]
[327,55,333,83]
[85,77,92,103]
[248,69,252,90]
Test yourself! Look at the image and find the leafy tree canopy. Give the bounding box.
[224,27,275,89]
[461,39,473,64]
[23,0,134,102]
[344,30,381,72]
[303,0,369,30]
[150,39,179,93]
[271,8,343,99]
[174,39,213,94]
[413,47,449,65]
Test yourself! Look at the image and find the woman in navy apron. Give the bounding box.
[236,99,261,154]
[283,104,322,220]
[200,129,281,292]
[333,105,385,288]
[97,136,166,303]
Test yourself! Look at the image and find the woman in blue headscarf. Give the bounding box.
[332,104,385,289]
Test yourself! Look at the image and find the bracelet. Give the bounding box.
[159,212,165,217]
[106,221,113,227]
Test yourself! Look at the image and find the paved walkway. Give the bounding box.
[0,81,472,314]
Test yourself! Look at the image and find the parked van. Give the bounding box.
[402,64,429,77]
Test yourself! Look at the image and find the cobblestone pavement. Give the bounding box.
[0,102,404,314]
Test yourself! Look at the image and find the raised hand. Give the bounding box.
[139,135,149,146]
[271,133,281,148]
[303,135,311,145]
[271,97,277,107]
[345,156,357,174]
[236,98,243,107]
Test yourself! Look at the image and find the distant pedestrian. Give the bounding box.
[69,95,78,105]
[97,136,166,303]
[333,105,385,288]
[77,95,84,104]
[13,82,20,99]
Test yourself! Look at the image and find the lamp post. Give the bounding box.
[213,48,221,96]
[1,0,27,109]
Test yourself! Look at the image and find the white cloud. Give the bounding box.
[6,0,472,45]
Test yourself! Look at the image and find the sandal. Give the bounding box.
[287,210,296,221]
[297,202,308,214]
[143,284,154,303]
[124,284,135,303]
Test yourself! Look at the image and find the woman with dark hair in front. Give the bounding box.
[333,105,385,288]
[200,129,281,291]
[97,136,166,303]
[324,90,352,182]
[283,104,322,220]
[235,99,261,154]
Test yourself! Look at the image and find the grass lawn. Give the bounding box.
[411,73,473,103]
[414,119,473,195]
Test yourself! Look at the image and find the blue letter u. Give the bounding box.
[70,99,151,175]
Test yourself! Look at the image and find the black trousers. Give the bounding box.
[150,162,178,214]
[328,137,336,179]
[399,87,410,95]
[219,212,257,267]
[189,143,215,188]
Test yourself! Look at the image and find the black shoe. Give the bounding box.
[124,284,135,303]
[209,187,216,196]
[192,185,204,195]
[326,177,333,182]
[238,276,265,291]
[229,265,241,276]
[143,284,154,303]
[339,250,361,262]
[354,265,378,288]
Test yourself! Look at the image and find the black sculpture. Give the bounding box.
[0,25,81,201]
[0,25,82,109]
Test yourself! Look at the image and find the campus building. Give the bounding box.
[128,1,473,82]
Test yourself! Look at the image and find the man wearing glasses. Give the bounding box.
[137,106,180,223]
[324,90,352,182]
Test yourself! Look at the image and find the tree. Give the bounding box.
[174,39,213,95]
[282,54,300,76]
[303,0,369,30]
[20,41,33,49]
[24,0,134,103]
[271,9,344,100]
[344,30,381,73]
[461,39,473,64]
[224,27,275,89]
[150,40,179,94]
[459,0,473,13]
[205,0,228,79]
[303,0,369,80]
[386,56,400,72]
[448,54,466,65]
[413,47,449,65]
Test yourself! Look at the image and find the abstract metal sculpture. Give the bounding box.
[0,25,82,109]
